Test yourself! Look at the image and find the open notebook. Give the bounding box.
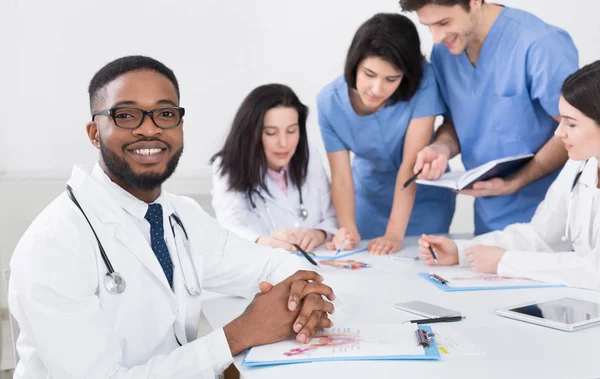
[242,324,439,366]
[416,154,534,190]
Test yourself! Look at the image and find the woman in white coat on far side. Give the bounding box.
[211,84,346,252]
[417,61,600,291]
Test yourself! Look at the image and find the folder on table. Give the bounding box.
[242,324,440,367]
[419,272,563,292]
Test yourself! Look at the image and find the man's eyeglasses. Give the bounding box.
[92,106,185,129]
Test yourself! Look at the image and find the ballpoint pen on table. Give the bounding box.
[428,246,439,264]
[293,244,318,266]
[336,239,350,256]
[404,315,465,324]
[429,273,448,285]
[400,169,423,191]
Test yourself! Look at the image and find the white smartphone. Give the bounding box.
[394,301,461,318]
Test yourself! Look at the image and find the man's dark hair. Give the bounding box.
[88,55,180,111]
[211,84,309,201]
[344,13,424,103]
[562,61,600,126]
[399,0,484,12]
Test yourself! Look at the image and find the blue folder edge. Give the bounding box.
[295,248,368,261]
[241,325,440,367]
[418,272,563,292]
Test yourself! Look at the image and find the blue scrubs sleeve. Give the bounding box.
[527,32,579,116]
[411,67,446,120]
[317,100,347,153]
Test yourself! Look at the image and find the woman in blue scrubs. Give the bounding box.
[317,13,456,254]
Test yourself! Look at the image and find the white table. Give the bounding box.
[201,238,600,379]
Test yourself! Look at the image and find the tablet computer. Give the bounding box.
[496,297,600,332]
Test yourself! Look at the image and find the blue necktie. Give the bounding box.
[145,203,173,288]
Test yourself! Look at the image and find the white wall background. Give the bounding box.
[1,0,599,307]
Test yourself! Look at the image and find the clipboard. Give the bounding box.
[419,272,563,292]
[241,325,440,367]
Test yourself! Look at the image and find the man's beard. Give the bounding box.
[99,137,183,191]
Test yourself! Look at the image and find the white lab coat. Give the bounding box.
[211,153,338,243]
[8,165,306,379]
[454,158,600,290]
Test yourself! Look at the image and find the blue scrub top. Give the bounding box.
[317,63,456,239]
[431,6,578,235]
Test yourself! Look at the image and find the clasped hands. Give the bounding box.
[224,270,336,356]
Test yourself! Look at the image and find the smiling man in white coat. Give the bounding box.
[8,56,336,379]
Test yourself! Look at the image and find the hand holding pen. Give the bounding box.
[413,144,451,181]
[325,227,360,253]
[417,234,460,266]
[400,169,422,191]
[328,227,361,254]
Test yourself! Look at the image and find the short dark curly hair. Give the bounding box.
[344,13,424,104]
[399,0,484,12]
[88,55,180,112]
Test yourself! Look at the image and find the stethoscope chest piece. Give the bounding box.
[105,272,126,294]
[297,207,309,221]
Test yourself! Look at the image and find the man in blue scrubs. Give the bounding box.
[399,0,579,234]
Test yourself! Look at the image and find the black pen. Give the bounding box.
[406,316,464,324]
[428,246,439,264]
[293,244,319,266]
[400,169,423,191]
[429,273,448,285]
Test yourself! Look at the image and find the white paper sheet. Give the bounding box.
[244,324,424,364]
[431,271,551,288]
[434,330,485,356]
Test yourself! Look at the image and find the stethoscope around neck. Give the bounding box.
[562,159,589,244]
[66,185,201,297]
[248,187,309,232]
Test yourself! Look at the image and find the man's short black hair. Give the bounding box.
[88,55,180,112]
[399,0,484,12]
[344,13,424,103]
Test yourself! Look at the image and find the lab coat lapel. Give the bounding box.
[67,166,176,297]
[166,202,190,344]
[574,161,596,251]
[264,175,296,215]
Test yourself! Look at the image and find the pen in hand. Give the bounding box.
[336,239,350,256]
[293,244,319,266]
[405,315,465,324]
[428,246,439,264]
[400,169,423,191]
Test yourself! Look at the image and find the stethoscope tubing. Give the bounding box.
[564,160,588,244]
[67,185,115,274]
